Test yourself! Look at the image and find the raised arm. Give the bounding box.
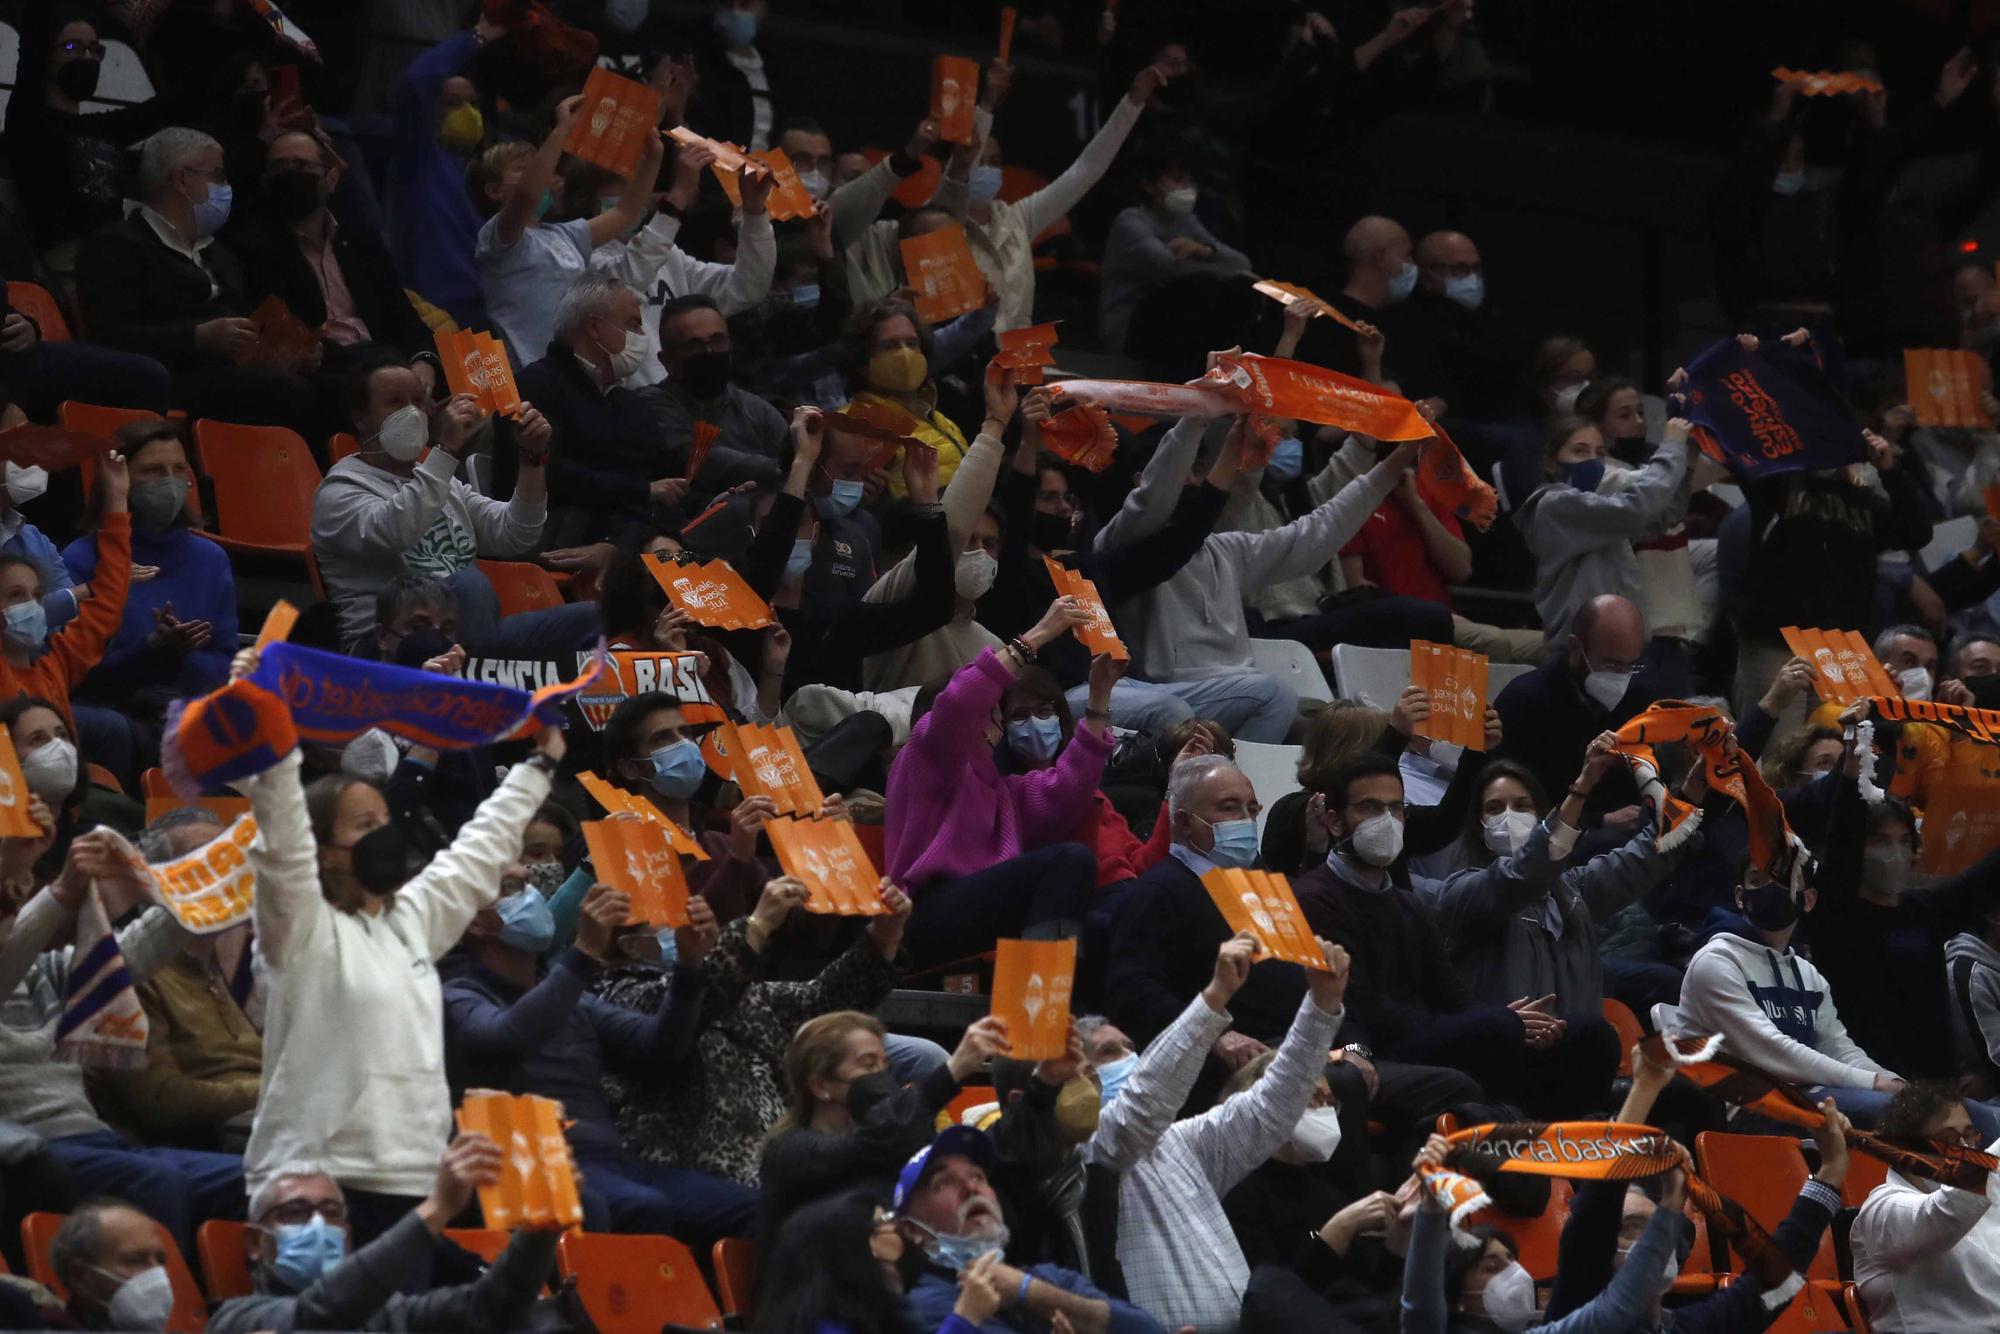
[586,132,664,251]
[1095,411,1213,552]
[497,97,584,249]
[399,740,560,959]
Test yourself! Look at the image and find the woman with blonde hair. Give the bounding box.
[759,1009,1009,1240]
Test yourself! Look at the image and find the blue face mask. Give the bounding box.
[1387,260,1418,303]
[790,284,821,309]
[267,1215,347,1292]
[713,8,759,44]
[968,164,1004,204]
[784,537,814,581]
[3,600,47,655]
[1203,816,1260,869]
[649,738,707,799]
[656,925,679,968]
[1559,458,1606,494]
[1443,272,1484,310]
[926,1222,1010,1273]
[1096,1052,1138,1105]
[1006,714,1064,764]
[191,180,233,238]
[1267,437,1305,482]
[815,479,865,518]
[534,188,555,221]
[1771,170,1806,197]
[495,887,555,953]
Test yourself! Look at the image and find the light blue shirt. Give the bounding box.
[1167,841,1217,880]
[475,216,593,365]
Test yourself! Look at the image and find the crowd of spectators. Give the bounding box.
[0,1,1989,1331]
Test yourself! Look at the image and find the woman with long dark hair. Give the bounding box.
[756,1187,1002,1334]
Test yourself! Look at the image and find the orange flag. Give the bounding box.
[581,817,693,927]
[1905,349,1992,430]
[1039,401,1119,473]
[1780,626,1900,704]
[644,551,774,630]
[1042,558,1128,659]
[435,329,521,417]
[1415,422,1498,530]
[764,815,889,915]
[1216,354,1435,441]
[1201,867,1325,968]
[575,771,708,860]
[1917,781,2000,877]
[1252,279,1364,333]
[0,728,41,838]
[564,68,663,179]
[900,226,987,324]
[456,1092,584,1230]
[714,721,824,817]
[932,56,981,144]
[1411,640,1489,750]
[235,295,321,373]
[990,939,1075,1060]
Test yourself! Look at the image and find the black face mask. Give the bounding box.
[391,627,453,668]
[1967,673,2000,712]
[265,169,322,224]
[675,350,733,400]
[846,1070,900,1120]
[55,60,100,102]
[1741,881,1800,931]
[345,821,411,895]
[1608,435,1651,468]
[1029,511,1074,552]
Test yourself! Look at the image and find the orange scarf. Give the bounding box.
[1612,701,1805,885]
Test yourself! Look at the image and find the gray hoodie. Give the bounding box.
[1517,437,1689,645]
[1946,932,2000,1092]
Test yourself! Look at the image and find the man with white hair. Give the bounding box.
[517,270,705,554]
[76,127,326,444]
[207,1132,559,1333]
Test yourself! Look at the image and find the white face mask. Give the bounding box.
[1427,739,1464,771]
[1482,808,1539,856]
[341,728,401,783]
[1861,845,1913,898]
[955,549,998,600]
[1286,1106,1343,1161]
[797,168,830,200]
[1347,812,1404,867]
[373,404,428,462]
[1582,668,1631,712]
[600,325,649,382]
[1478,1260,1537,1332]
[99,1263,175,1331]
[21,736,77,804]
[1553,381,1589,415]
[1617,1241,1681,1298]
[1897,665,1933,702]
[2,461,47,506]
[1161,186,1198,215]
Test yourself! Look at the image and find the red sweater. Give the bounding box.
[4,512,129,730]
[1076,792,1171,887]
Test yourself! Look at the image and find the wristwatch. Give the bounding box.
[1341,1043,1374,1061]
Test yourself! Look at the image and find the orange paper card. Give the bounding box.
[686,421,719,482]
[990,938,1075,1061]
[1252,279,1363,332]
[0,728,41,838]
[900,225,987,325]
[236,295,321,373]
[1917,782,2000,876]
[764,815,888,915]
[1781,626,1901,704]
[713,721,824,817]
[671,125,755,176]
[456,1092,584,1230]
[435,329,521,417]
[581,818,693,927]
[1201,868,1325,968]
[1410,640,1489,751]
[932,55,981,144]
[995,323,1060,384]
[998,7,1018,62]
[1214,354,1434,441]
[1042,558,1128,659]
[1905,349,1992,430]
[1039,401,1118,472]
[565,68,663,179]
[1771,66,1884,95]
[575,772,707,859]
[644,551,774,630]
[713,147,818,221]
[255,599,299,648]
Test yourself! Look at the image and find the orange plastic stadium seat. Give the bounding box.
[712,1238,757,1324]
[189,419,325,595]
[557,1230,724,1333]
[195,1219,252,1301]
[24,1211,209,1330]
[9,282,72,341]
[1468,1179,1571,1281]
[477,559,566,618]
[1696,1131,1835,1280]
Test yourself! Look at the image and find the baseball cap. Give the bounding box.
[891,1125,998,1215]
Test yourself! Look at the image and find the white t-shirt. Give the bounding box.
[475,215,593,364]
[725,46,772,152]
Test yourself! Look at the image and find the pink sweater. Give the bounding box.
[885,650,1114,887]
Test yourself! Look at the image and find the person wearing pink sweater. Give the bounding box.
[885,596,1125,966]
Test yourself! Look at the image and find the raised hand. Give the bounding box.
[948,1014,1013,1080]
[1203,930,1260,1011]
[1305,938,1351,1011]
[575,883,631,962]
[422,1131,503,1230]
[867,879,913,957]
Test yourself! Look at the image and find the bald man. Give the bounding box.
[1292,215,1416,378]
[1377,228,1528,421]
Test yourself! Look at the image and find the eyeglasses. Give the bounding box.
[59,40,107,58]
[261,1198,347,1227]
[1348,798,1408,820]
